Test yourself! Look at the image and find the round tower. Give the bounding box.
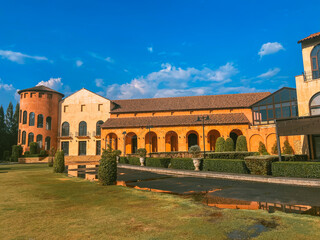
[18,85,64,153]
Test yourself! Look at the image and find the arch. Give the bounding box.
[62,122,70,136]
[45,137,51,150]
[186,130,199,150]
[23,111,27,124]
[96,120,104,136]
[36,134,43,149]
[79,121,87,136]
[165,131,178,152]
[125,132,137,154]
[311,44,320,79]
[145,131,158,153]
[309,92,320,116]
[207,130,220,151]
[230,129,243,149]
[46,117,52,130]
[249,134,264,152]
[29,112,35,126]
[266,133,276,154]
[37,114,44,128]
[22,131,26,145]
[28,132,34,146]
[106,133,118,150]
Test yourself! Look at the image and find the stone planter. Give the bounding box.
[139,157,145,166]
[192,158,201,171]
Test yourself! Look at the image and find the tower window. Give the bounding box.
[311,44,320,80]
[37,114,44,128]
[23,111,27,124]
[29,112,35,126]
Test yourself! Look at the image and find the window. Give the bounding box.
[96,140,101,155]
[46,117,52,130]
[37,114,44,128]
[98,104,103,111]
[23,111,27,124]
[45,137,51,150]
[81,105,86,112]
[39,93,43,98]
[62,122,70,136]
[79,141,87,155]
[22,131,26,145]
[28,132,34,146]
[29,112,35,126]
[36,135,43,148]
[30,93,34,98]
[311,44,320,79]
[310,92,320,116]
[79,121,87,136]
[24,93,27,98]
[64,105,68,113]
[96,120,104,136]
[61,142,69,156]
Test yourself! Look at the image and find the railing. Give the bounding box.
[303,71,320,81]
[58,132,73,138]
[75,132,91,137]
[92,131,101,137]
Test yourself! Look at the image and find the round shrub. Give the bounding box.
[282,140,294,154]
[11,145,20,162]
[53,150,65,173]
[189,145,201,158]
[29,142,38,154]
[98,150,117,185]
[215,137,225,152]
[225,138,234,152]
[236,135,248,152]
[258,141,269,155]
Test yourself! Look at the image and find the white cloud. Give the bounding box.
[147,47,153,53]
[0,78,19,101]
[258,68,280,78]
[258,42,284,58]
[89,52,114,63]
[0,50,48,64]
[36,77,63,90]
[99,62,239,99]
[76,60,83,67]
[95,78,104,87]
[105,57,114,63]
[0,81,14,91]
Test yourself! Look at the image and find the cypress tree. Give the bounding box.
[215,137,225,152]
[12,103,19,144]
[0,106,5,160]
[5,102,14,134]
[225,137,235,151]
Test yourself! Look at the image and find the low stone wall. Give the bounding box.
[65,155,101,165]
[18,157,49,164]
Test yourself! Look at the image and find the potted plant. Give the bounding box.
[113,149,122,163]
[137,148,147,166]
[189,145,202,171]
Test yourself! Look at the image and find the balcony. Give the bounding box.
[92,131,101,139]
[303,71,320,82]
[75,131,91,139]
[58,132,73,140]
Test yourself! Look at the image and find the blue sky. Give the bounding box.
[1,0,320,108]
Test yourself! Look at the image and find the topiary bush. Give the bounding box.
[282,140,294,154]
[146,158,171,168]
[258,141,269,155]
[272,162,320,178]
[188,145,201,158]
[271,141,278,155]
[207,152,258,160]
[203,159,249,174]
[11,145,21,162]
[244,155,278,175]
[170,158,196,170]
[215,137,225,152]
[225,138,234,152]
[53,150,65,173]
[98,150,117,185]
[119,156,128,164]
[236,135,248,152]
[29,142,39,154]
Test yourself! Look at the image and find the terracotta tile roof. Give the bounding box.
[110,92,270,113]
[298,32,320,43]
[101,113,249,129]
[18,85,64,97]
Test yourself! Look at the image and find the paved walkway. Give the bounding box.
[118,164,320,187]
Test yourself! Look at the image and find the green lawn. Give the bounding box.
[0,164,320,240]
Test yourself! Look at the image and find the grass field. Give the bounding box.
[1,164,320,239]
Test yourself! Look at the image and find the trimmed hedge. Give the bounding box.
[203,159,249,174]
[236,135,248,151]
[119,156,129,164]
[29,142,38,154]
[53,150,65,173]
[118,156,140,165]
[207,152,258,160]
[170,158,196,170]
[244,155,278,175]
[281,154,308,162]
[98,150,117,185]
[225,138,234,152]
[272,162,320,178]
[215,137,225,152]
[146,158,171,168]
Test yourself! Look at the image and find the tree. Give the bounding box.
[5,102,14,134]
[12,103,19,144]
[215,137,225,152]
[0,106,5,160]
[282,140,294,154]
[271,141,278,155]
[98,149,117,185]
[236,135,248,152]
[258,141,269,155]
[53,150,65,173]
[225,138,234,151]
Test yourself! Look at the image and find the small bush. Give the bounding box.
[203,159,249,174]
[119,156,129,164]
[53,150,65,173]
[282,140,294,155]
[272,162,320,178]
[98,150,117,185]
[215,137,225,152]
[146,158,171,168]
[244,155,278,175]
[207,152,258,160]
[29,142,39,154]
[258,141,269,155]
[170,158,196,170]
[271,141,278,155]
[225,138,234,152]
[40,150,47,157]
[11,145,20,162]
[189,145,201,158]
[2,150,10,161]
[137,148,147,158]
[236,135,248,152]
